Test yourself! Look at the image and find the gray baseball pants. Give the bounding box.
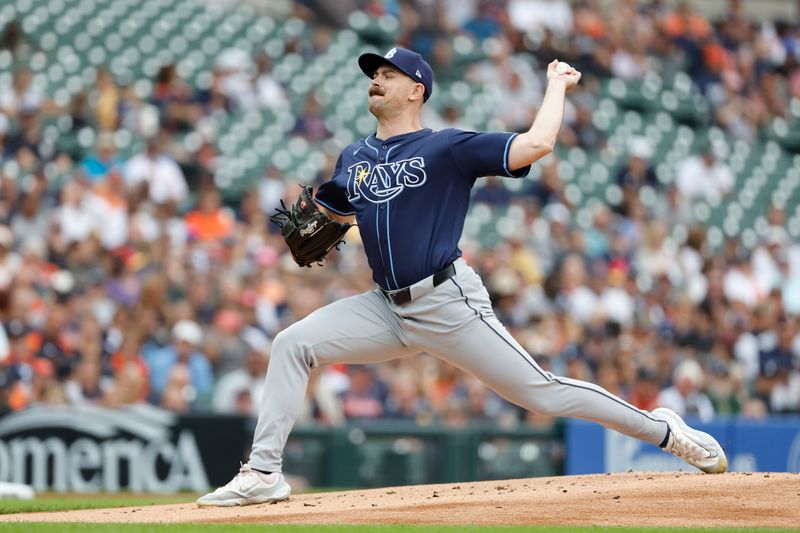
[249,259,669,472]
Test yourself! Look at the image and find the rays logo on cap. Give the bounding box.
[385,48,397,59]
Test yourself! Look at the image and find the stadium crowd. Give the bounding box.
[0,0,799,426]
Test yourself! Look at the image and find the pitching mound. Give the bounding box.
[2,472,799,528]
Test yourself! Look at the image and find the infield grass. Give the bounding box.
[0,526,797,533]
[0,494,198,515]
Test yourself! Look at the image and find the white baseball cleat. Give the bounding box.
[653,407,727,474]
[196,463,291,507]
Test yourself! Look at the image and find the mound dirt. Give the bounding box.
[2,472,799,528]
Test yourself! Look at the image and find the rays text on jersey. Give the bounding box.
[346,157,427,203]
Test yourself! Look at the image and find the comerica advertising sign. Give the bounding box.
[0,405,222,492]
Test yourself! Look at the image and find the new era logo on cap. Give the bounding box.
[358,46,434,102]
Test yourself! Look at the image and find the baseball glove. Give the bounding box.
[270,186,352,267]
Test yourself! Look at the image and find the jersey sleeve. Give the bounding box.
[313,154,355,215]
[447,129,531,179]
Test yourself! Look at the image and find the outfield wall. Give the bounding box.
[3,405,798,492]
[564,417,800,474]
[0,405,562,492]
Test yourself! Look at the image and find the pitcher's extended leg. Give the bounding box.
[249,290,414,473]
[408,271,669,446]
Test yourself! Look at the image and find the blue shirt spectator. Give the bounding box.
[143,320,214,409]
[80,134,124,182]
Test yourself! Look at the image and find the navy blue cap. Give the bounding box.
[358,47,433,102]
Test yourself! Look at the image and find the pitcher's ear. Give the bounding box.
[410,83,424,102]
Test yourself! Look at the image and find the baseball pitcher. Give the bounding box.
[198,47,726,507]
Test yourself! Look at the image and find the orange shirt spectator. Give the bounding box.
[662,5,711,40]
[574,3,605,39]
[184,188,235,241]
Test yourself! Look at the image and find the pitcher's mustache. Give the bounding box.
[369,87,385,96]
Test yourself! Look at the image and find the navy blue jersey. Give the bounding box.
[314,128,530,290]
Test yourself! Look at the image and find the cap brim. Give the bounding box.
[358,53,393,79]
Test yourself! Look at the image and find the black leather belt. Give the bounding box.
[381,263,456,305]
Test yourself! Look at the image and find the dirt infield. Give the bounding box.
[2,472,799,528]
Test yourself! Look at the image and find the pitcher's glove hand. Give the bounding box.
[270,186,352,267]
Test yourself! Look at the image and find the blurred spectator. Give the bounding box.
[559,104,604,151]
[8,108,47,163]
[10,192,49,255]
[184,188,235,242]
[0,69,44,117]
[525,159,566,208]
[628,367,661,411]
[0,21,36,58]
[109,333,149,404]
[0,0,798,423]
[459,376,510,421]
[636,222,676,281]
[152,64,204,129]
[705,351,745,415]
[675,143,734,202]
[86,167,129,250]
[160,364,194,413]
[124,136,189,206]
[468,37,540,106]
[610,42,649,80]
[616,137,657,194]
[258,165,286,217]
[529,202,573,275]
[212,330,270,416]
[757,317,800,412]
[340,365,386,419]
[472,176,512,206]
[0,112,9,158]
[556,253,598,325]
[657,359,715,421]
[64,358,113,405]
[254,53,289,110]
[144,320,214,410]
[583,203,612,261]
[508,0,573,36]
[384,371,431,420]
[496,70,539,132]
[52,182,94,247]
[215,48,258,110]
[80,133,124,183]
[207,306,249,374]
[94,70,121,131]
[194,71,233,117]
[291,95,331,141]
[724,250,766,308]
[423,104,471,131]
[439,0,478,33]
[463,0,504,40]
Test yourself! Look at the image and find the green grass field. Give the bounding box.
[0,494,197,515]
[0,495,797,533]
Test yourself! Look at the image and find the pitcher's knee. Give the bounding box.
[271,327,311,366]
